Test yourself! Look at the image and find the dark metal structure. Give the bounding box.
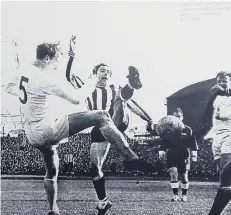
[166,78,216,137]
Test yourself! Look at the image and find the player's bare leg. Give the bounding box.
[90,141,112,214]
[208,154,231,215]
[181,171,189,202]
[214,158,221,172]
[37,145,60,215]
[68,110,138,161]
[112,89,129,131]
[169,167,180,202]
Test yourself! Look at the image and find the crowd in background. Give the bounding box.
[1,133,217,178]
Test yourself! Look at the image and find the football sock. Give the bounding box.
[44,178,59,214]
[208,189,231,215]
[171,181,179,195]
[93,176,107,200]
[181,181,189,196]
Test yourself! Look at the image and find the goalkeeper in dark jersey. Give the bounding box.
[156,108,198,202]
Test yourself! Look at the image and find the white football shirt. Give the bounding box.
[5,64,97,124]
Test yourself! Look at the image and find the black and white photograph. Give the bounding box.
[1,1,231,214]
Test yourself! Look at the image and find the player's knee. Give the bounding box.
[97,110,110,117]
[170,168,178,180]
[44,175,57,183]
[182,178,189,184]
[97,111,111,123]
[41,147,59,179]
[182,172,189,182]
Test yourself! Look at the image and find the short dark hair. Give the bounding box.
[36,43,59,60]
[174,107,183,115]
[216,71,231,80]
[93,63,108,75]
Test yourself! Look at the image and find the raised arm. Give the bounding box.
[66,36,76,83]
[66,36,85,89]
[127,99,152,122]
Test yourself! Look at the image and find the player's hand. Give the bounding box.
[68,35,76,57]
[191,151,197,162]
[158,151,166,160]
[210,85,225,95]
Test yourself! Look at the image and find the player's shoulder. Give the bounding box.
[22,64,58,87]
[18,64,40,78]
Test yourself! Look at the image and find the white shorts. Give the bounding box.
[25,114,69,147]
[212,129,231,160]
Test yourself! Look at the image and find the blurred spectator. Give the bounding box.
[1,133,217,178]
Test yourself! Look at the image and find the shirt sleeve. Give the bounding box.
[41,76,97,105]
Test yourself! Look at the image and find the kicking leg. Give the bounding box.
[90,141,112,214]
[112,90,129,132]
[68,110,137,160]
[37,145,60,215]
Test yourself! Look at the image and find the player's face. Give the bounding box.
[97,65,112,84]
[217,76,231,89]
[173,111,183,121]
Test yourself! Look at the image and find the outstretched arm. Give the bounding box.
[127,99,152,122]
[42,74,97,105]
[65,36,85,88]
[66,35,76,83]
[66,55,74,83]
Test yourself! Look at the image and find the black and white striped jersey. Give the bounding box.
[69,74,116,116]
[86,85,116,116]
[65,57,152,123]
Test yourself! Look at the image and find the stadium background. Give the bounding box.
[2,1,230,179]
[1,78,217,178]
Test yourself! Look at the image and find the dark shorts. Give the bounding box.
[91,122,128,143]
[166,148,190,173]
[63,162,73,173]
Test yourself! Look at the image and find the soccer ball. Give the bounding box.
[155,115,185,141]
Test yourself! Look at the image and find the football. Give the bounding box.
[155,115,185,141]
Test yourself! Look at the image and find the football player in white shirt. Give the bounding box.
[204,71,231,215]
[5,38,153,215]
